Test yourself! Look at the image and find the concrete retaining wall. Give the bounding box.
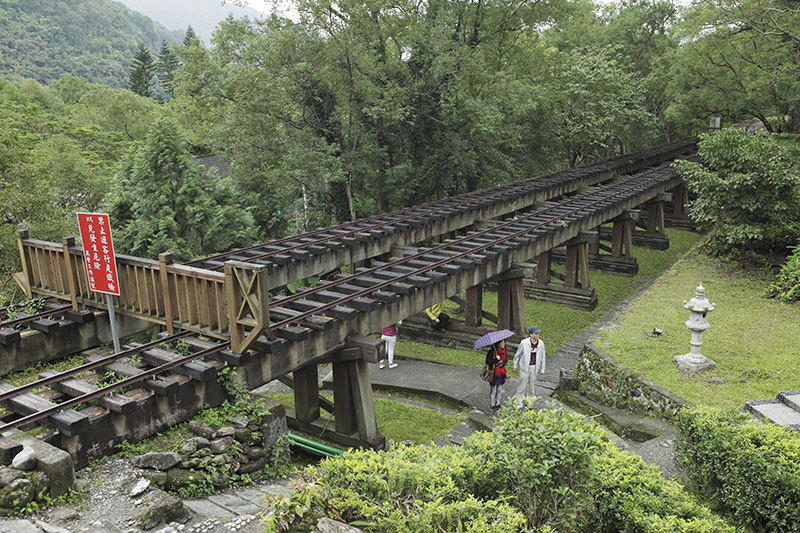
[570,343,690,419]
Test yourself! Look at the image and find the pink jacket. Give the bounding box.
[381,325,398,337]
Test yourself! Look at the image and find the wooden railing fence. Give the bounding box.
[14,230,270,353]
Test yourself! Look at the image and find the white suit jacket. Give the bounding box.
[513,337,546,374]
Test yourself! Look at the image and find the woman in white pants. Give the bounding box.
[380,322,400,369]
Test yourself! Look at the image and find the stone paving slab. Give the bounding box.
[206,494,261,516]
[184,499,234,521]
[748,400,800,426]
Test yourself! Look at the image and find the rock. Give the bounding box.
[48,505,80,521]
[188,422,214,439]
[247,447,265,460]
[34,519,73,533]
[211,471,229,488]
[144,472,168,487]
[30,471,50,501]
[178,436,210,455]
[233,428,251,443]
[237,457,266,475]
[130,478,151,497]
[165,469,198,492]
[315,517,364,532]
[11,447,37,471]
[132,452,182,471]
[212,455,227,467]
[5,431,75,498]
[0,467,23,488]
[133,488,190,530]
[230,415,248,428]
[209,437,234,454]
[0,519,40,533]
[708,377,727,384]
[0,478,34,509]
[213,427,235,439]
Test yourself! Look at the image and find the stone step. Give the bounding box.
[778,390,800,412]
[746,399,800,429]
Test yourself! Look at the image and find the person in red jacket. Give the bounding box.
[379,322,400,369]
[485,339,508,413]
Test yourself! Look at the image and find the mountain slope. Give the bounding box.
[114,0,265,42]
[0,0,182,87]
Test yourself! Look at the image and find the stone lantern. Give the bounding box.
[674,283,716,371]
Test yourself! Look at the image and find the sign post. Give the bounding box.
[77,213,121,353]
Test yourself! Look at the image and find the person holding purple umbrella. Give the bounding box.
[512,325,546,408]
[485,339,508,412]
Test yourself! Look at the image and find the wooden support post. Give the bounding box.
[333,361,358,435]
[349,359,378,441]
[565,244,578,288]
[646,201,665,234]
[494,269,524,332]
[497,279,511,330]
[537,251,551,284]
[294,364,320,424]
[673,186,688,216]
[509,277,525,334]
[611,212,635,258]
[465,284,483,327]
[588,230,600,256]
[15,230,33,299]
[564,234,592,290]
[158,253,175,335]
[61,237,79,311]
[225,261,273,354]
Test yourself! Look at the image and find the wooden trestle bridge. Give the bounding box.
[2,140,696,464]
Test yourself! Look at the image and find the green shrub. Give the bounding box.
[769,243,800,303]
[591,441,738,532]
[676,406,800,531]
[261,406,734,532]
[465,403,607,531]
[674,128,800,255]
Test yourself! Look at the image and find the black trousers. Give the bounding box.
[427,312,450,331]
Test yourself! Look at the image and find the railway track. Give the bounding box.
[184,141,695,288]
[0,149,692,463]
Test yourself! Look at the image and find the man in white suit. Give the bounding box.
[512,325,546,407]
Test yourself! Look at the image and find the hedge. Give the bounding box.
[261,404,736,532]
[676,406,800,532]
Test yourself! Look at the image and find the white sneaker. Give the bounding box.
[389,363,398,369]
[379,360,385,369]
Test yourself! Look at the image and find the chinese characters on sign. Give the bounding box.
[76,212,120,296]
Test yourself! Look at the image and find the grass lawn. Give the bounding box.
[398,228,704,368]
[268,392,462,444]
[595,246,800,409]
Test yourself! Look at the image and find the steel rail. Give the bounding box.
[0,340,229,433]
[0,304,73,328]
[0,330,194,403]
[186,141,693,268]
[264,165,672,319]
[266,165,679,330]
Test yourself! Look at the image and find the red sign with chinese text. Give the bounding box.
[77,212,120,296]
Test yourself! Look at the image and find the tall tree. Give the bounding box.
[127,43,156,98]
[157,40,180,98]
[183,26,199,47]
[106,118,257,260]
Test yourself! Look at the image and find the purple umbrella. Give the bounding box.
[472,329,515,351]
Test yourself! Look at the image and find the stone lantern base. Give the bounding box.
[674,353,716,372]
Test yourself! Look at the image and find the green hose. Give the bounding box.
[287,432,345,457]
[613,370,626,409]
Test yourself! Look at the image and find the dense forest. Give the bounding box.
[0,0,181,87]
[1,0,799,301]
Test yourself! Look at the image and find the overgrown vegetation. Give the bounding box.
[261,405,735,532]
[674,129,800,257]
[596,243,800,409]
[676,406,800,532]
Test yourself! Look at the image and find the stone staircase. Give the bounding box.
[746,390,800,430]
